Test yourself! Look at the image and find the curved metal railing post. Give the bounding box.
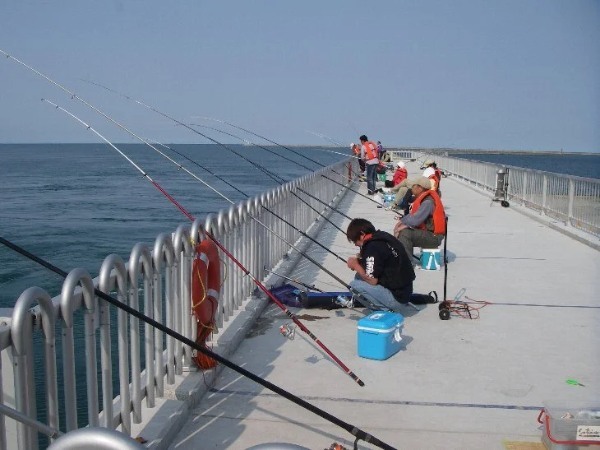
[12,287,57,449]
[60,269,97,430]
[98,255,128,432]
[128,243,154,415]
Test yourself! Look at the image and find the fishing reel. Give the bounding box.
[279,323,296,340]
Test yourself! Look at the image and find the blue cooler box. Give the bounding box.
[357,312,404,360]
[420,248,442,270]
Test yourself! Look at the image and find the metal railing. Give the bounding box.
[432,154,600,237]
[0,159,353,449]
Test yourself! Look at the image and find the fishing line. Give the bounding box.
[39,98,364,386]
[175,125,350,229]
[0,236,395,450]
[144,138,346,263]
[0,51,351,288]
[0,50,368,377]
[79,79,355,223]
[197,115,382,206]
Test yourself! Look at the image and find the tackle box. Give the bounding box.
[268,284,303,307]
[269,284,350,309]
[538,402,600,449]
[299,291,350,309]
[357,312,404,360]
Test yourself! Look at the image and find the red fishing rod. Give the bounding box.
[40,98,365,387]
[0,235,395,449]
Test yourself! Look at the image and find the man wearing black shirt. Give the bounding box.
[346,218,415,310]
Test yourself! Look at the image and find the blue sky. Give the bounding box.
[0,1,598,152]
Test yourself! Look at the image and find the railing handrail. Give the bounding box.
[425,153,600,238]
[0,158,353,450]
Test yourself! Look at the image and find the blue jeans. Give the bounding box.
[349,275,403,311]
[365,163,377,194]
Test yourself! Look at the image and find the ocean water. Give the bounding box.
[452,152,600,179]
[1,143,596,437]
[1,142,348,439]
[0,143,345,307]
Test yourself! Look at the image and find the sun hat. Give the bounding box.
[409,176,432,190]
[396,161,405,168]
[350,143,355,149]
[420,159,435,169]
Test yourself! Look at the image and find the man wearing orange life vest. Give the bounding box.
[359,134,379,195]
[393,176,446,259]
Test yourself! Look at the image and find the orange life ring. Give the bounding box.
[191,239,221,369]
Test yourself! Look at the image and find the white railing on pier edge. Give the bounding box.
[428,154,600,237]
[0,159,353,450]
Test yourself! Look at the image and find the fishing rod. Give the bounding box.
[39,98,364,386]
[185,123,351,227]
[146,138,346,262]
[306,130,345,147]
[0,236,395,450]
[264,267,324,293]
[79,79,355,222]
[306,130,367,166]
[0,51,351,284]
[197,116,383,207]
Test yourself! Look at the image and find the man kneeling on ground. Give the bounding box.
[345,218,415,311]
[393,176,446,259]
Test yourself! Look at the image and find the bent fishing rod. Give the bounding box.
[197,115,383,206]
[306,130,366,168]
[264,267,324,293]
[0,51,350,288]
[185,123,351,228]
[40,98,364,387]
[78,79,376,209]
[0,236,395,450]
[147,138,346,262]
[80,79,353,224]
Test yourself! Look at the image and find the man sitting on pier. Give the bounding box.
[393,177,446,259]
[344,218,415,310]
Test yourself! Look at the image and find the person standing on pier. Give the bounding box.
[345,218,415,310]
[359,135,379,195]
[393,177,446,258]
[350,142,365,176]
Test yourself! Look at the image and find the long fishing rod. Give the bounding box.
[0,51,351,289]
[39,98,364,387]
[306,130,366,166]
[198,116,383,206]
[185,123,351,228]
[0,236,395,450]
[146,138,346,262]
[79,79,356,222]
[264,267,325,293]
[196,116,376,193]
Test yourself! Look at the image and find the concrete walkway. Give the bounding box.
[168,160,600,450]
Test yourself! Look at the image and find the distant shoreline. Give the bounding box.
[0,143,598,156]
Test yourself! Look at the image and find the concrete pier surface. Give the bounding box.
[163,160,599,450]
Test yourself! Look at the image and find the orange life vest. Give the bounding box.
[410,190,446,235]
[351,144,361,156]
[362,141,378,161]
[191,239,221,369]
